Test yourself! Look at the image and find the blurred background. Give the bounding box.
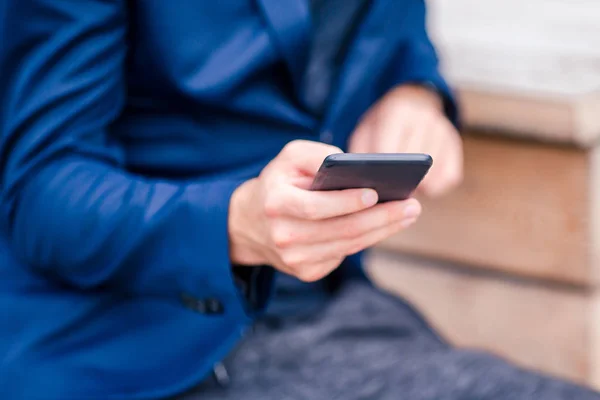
[367,0,600,390]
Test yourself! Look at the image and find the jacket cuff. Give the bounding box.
[232,265,276,316]
[178,179,275,321]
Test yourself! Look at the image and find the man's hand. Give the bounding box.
[349,84,463,197]
[228,140,422,282]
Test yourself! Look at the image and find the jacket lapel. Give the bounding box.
[323,0,409,137]
[256,0,311,89]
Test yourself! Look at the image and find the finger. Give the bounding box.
[427,157,463,197]
[265,185,379,220]
[271,198,421,246]
[285,215,418,266]
[420,125,463,196]
[415,125,447,192]
[292,258,344,282]
[342,217,417,255]
[290,174,316,190]
[445,127,464,184]
[279,140,343,177]
[419,151,449,196]
[428,125,448,161]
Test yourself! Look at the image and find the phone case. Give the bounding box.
[310,153,432,202]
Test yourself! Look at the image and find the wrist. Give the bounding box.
[228,179,266,266]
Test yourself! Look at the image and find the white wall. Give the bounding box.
[427,0,600,95]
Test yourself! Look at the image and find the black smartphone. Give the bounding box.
[310,153,432,202]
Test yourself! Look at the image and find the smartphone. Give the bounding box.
[310,153,432,203]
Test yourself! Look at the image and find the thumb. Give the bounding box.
[279,140,343,176]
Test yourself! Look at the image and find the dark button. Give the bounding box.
[180,293,224,315]
[212,362,231,387]
[204,298,225,314]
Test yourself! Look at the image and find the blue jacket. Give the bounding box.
[0,0,456,398]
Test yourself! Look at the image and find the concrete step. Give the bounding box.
[377,132,600,286]
[366,250,598,387]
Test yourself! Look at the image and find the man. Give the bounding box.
[0,0,597,399]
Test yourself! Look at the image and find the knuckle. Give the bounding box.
[283,140,321,157]
[282,140,302,154]
[263,191,283,218]
[280,252,304,269]
[443,166,463,187]
[279,141,301,161]
[263,201,279,218]
[297,268,324,283]
[271,225,294,249]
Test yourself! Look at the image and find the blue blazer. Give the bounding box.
[0,0,456,398]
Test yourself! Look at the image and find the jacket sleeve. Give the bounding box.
[390,0,460,127]
[0,0,273,309]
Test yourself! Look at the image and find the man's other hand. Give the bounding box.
[228,140,421,282]
[349,84,463,197]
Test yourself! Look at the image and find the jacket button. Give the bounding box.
[180,293,224,315]
[204,298,225,314]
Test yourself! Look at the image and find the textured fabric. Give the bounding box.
[174,281,600,400]
[302,0,371,114]
[0,0,457,398]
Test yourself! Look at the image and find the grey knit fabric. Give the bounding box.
[175,281,600,400]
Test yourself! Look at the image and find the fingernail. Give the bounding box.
[403,203,421,219]
[361,189,378,206]
[401,217,418,228]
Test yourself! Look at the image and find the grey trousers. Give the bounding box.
[174,281,600,400]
